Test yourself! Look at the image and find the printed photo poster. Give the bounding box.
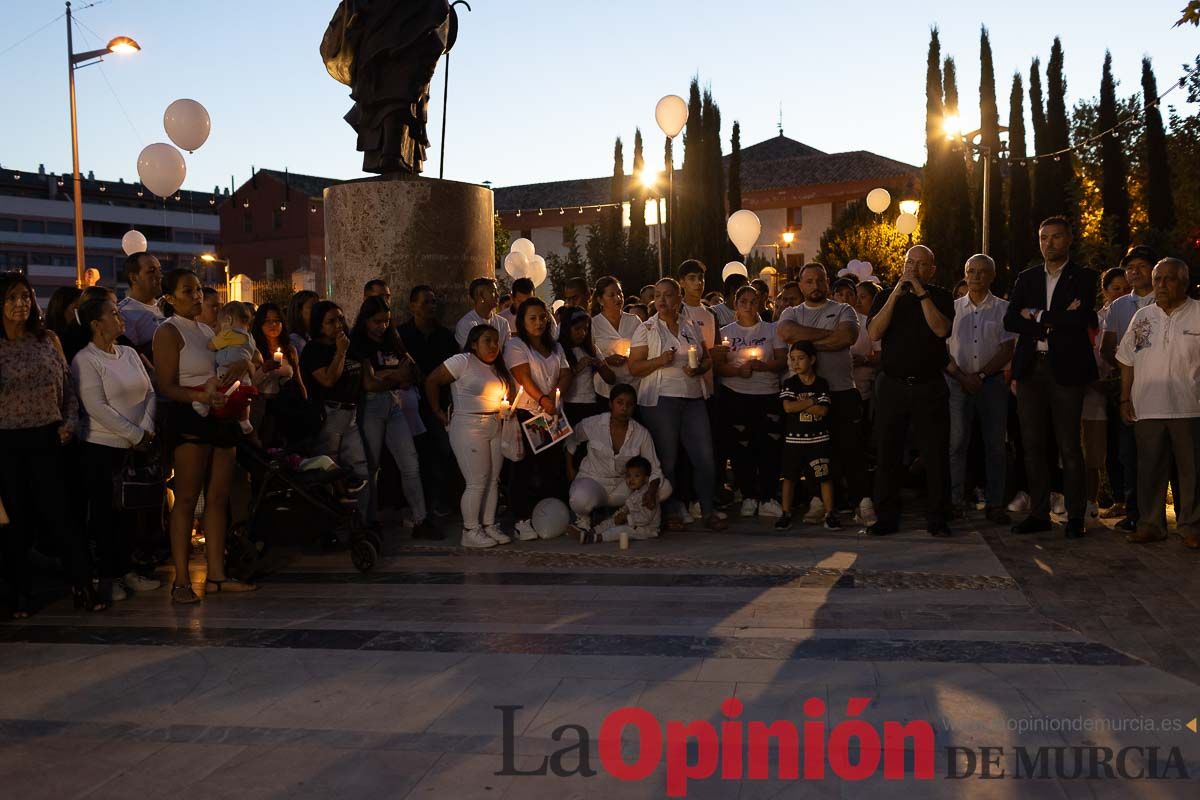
[521,412,573,454]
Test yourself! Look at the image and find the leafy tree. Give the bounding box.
[1071,90,1144,266]
[493,213,511,287]
[819,200,917,284]
[1166,56,1200,268]
[1007,73,1036,274]
[1142,57,1176,238]
[548,223,589,297]
[703,91,731,278]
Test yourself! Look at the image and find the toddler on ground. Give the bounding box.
[579,456,661,543]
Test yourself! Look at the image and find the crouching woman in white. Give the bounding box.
[567,383,671,536]
[424,325,516,549]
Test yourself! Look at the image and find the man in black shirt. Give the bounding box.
[397,285,461,517]
[866,245,956,537]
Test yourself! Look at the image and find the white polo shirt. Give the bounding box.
[1116,298,1200,420]
[947,292,1016,374]
[455,308,511,349]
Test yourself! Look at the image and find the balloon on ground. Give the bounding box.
[163,99,211,153]
[532,498,570,539]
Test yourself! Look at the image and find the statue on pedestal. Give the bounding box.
[321,0,460,175]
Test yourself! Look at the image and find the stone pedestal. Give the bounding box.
[324,175,494,323]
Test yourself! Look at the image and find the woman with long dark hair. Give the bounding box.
[153,269,255,603]
[45,286,83,340]
[249,302,306,447]
[504,297,572,540]
[424,325,516,547]
[351,294,429,534]
[590,276,642,401]
[0,272,99,616]
[558,306,614,425]
[286,290,319,357]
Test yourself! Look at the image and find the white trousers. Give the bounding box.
[448,412,503,530]
[568,475,673,517]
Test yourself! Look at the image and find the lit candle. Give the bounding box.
[745,347,762,362]
[720,336,731,348]
[273,347,284,364]
[615,339,632,358]
[687,345,699,369]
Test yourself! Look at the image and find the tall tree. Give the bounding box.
[588,138,626,279]
[629,128,650,277]
[677,78,706,270]
[703,91,730,278]
[1029,58,1056,225]
[1141,57,1176,237]
[727,120,742,215]
[920,28,950,285]
[1098,51,1130,255]
[976,27,1008,274]
[940,56,975,285]
[1045,37,1078,226]
[1007,73,1035,274]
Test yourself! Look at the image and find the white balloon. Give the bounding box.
[846,259,864,273]
[655,94,689,138]
[136,143,186,198]
[526,255,547,288]
[895,212,919,236]
[726,209,761,256]
[163,99,211,153]
[866,188,892,214]
[532,498,570,539]
[551,299,565,312]
[504,251,529,279]
[722,261,749,282]
[510,237,536,258]
[121,229,148,256]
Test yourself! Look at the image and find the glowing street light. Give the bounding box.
[781,230,796,246]
[898,200,921,217]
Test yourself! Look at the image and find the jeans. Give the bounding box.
[448,412,503,530]
[1015,357,1086,520]
[360,391,426,525]
[313,405,370,520]
[948,375,1009,508]
[1119,420,1140,519]
[1135,418,1200,537]
[719,388,782,502]
[873,374,951,527]
[418,406,458,513]
[81,441,141,579]
[640,396,715,516]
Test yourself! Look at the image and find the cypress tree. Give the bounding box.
[941,56,975,284]
[1029,58,1056,225]
[602,137,626,276]
[1046,37,1077,225]
[629,127,650,279]
[728,121,742,214]
[703,92,730,277]
[1098,51,1130,255]
[977,27,1008,273]
[1007,73,1035,274]
[678,78,705,267]
[921,28,948,280]
[1141,57,1176,236]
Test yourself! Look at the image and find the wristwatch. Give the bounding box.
[914,292,929,301]
[977,371,987,382]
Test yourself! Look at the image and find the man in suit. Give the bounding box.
[1003,216,1099,539]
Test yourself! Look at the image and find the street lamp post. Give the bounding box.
[200,253,230,299]
[944,116,1007,257]
[65,1,140,287]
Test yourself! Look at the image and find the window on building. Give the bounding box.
[20,220,45,234]
[830,201,847,223]
[265,258,279,278]
[243,214,253,234]
[0,218,18,232]
[786,207,804,230]
[46,221,72,236]
[0,251,28,269]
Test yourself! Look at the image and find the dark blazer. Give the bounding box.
[1003,261,1099,386]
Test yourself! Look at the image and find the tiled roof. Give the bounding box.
[735,134,826,162]
[255,169,343,198]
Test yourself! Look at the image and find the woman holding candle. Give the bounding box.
[627,278,724,531]
[558,306,615,426]
[714,285,788,518]
[589,276,642,401]
[250,303,306,448]
[424,325,517,548]
[504,297,573,540]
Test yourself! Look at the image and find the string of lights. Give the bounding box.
[512,202,623,218]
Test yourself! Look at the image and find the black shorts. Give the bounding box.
[781,441,832,483]
[163,402,241,451]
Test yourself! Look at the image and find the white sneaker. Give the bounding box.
[514,519,539,541]
[854,498,878,527]
[483,524,511,545]
[1051,492,1067,517]
[1085,502,1099,524]
[1007,491,1031,513]
[758,499,785,518]
[802,497,825,524]
[108,581,127,603]
[461,528,496,549]
[740,499,759,517]
[973,488,987,511]
[680,508,695,524]
[689,501,703,520]
[122,572,161,592]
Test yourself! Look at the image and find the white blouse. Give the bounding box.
[503,337,569,414]
[591,311,641,398]
[443,353,508,415]
[571,413,664,487]
[71,343,156,449]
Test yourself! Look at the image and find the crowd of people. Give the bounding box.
[1,213,1196,618]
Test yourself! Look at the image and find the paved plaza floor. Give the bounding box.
[2,507,1199,798]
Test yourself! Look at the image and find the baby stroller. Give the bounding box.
[225,442,382,578]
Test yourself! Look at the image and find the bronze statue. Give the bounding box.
[321,0,459,175]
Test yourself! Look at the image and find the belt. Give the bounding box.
[324,400,357,411]
[1035,350,1051,357]
[891,374,939,385]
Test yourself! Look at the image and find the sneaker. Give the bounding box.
[740,498,759,517]
[973,487,987,511]
[679,507,695,524]
[1085,502,1099,524]
[1007,491,1031,513]
[1098,502,1126,520]
[483,524,511,545]
[802,497,825,525]
[579,530,602,544]
[774,512,793,530]
[122,571,161,592]
[758,499,785,518]
[1050,492,1067,517]
[824,513,842,531]
[854,498,877,527]
[514,519,539,541]
[461,528,496,549]
[106,580,128,603]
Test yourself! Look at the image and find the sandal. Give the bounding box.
[665,516,686,532]
[205,578,257,594]
[72,582,108,613]
[171,584,200,604]
[706,513,728,532]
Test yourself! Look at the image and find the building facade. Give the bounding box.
[0,164,219,304]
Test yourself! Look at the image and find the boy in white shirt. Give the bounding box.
[579,457,661,543]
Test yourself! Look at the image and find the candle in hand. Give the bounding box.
[615,339,632,358]
[273,347,284,364]
[687,345,699,369]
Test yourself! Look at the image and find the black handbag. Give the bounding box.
[112,449,165,511]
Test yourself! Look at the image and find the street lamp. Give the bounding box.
[655,95,688,274]
[638,169,667,278]
[945,120,1007,256]
[898,200,921,217]
[66,1,140,288]
[199,253,230,298]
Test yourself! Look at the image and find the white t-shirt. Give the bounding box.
[1103,291,1156,344]
[1115,298,1200,420]
[778,300,859,392]
[455,308,511,349]
[71,343,156,448]
[564,346,600,404]
[117,295,165,349]
[443,353,508,415]
[681,302,717,393]
[850,311,881,401]
[719,319,784,395]
[591,311,642,398]
[632,315,704,400]
[503,337,569,413]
